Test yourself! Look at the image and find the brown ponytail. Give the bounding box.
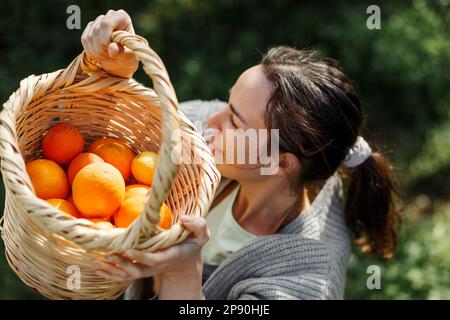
[260,46,400,258]
[345,152,400,258]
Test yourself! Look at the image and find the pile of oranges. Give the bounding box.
[26,123,172,231]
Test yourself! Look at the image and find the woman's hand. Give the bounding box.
[81,9,138,78]
[93,215,209,299]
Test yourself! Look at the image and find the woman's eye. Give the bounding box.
[228,114,238,128]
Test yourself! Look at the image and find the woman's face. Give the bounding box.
[207,64,276,181]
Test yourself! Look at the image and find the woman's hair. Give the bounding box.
[260,46,399,258]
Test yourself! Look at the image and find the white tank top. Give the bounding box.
[202,185,257,266]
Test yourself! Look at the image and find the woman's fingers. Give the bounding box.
[80,10,137,77]
[97,15,117,54]
[94,217,210,281]
[106,41,136,63]
[103,11,137,61]
[82,15,103,59]
[95,270,128,283]
[115,9,135,33]
[123,249,163,268]
[180,216,210,245]
[117,217,209,268]
[81,21,95,58]
[94,257,152,282]
[80,21,90,47]
[94,259,129,279]
[106,254,152,279]
[107,42,120,57]
[95,10,135,58]
[90,15,105,58]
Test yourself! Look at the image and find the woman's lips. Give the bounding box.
[206,134,223,153]
[208,141,222,153]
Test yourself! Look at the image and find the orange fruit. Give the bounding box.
[88,138,134,180]
[26,159,69,200]
[125,184,151,191]
[66,194,75,206]
[158,203,173,230]
[47,198,81,218]
[113,192,172,229]
[67,152,104,185]
[43,124,84,165]
[113,194,144,228]
[125,184,150,198]
[131,151,158,185]
[88,217,112,223]
[72,162,125,218]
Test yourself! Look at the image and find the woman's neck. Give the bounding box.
[232,179,310,236]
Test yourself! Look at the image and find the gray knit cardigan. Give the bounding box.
[124,100,352,300]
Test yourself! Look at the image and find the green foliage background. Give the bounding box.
[0,0,449,299]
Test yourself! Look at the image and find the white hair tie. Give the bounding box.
[342,136,372,168]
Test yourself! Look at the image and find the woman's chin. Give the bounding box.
[216,162,234,179]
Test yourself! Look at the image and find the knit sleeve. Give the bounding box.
[203,236,349,300]
[229,274,337,300]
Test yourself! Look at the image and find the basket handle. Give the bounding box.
[81,31,183,247]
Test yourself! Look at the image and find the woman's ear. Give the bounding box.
[278,152,300,176]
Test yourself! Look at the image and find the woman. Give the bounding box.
[85,10,399,300]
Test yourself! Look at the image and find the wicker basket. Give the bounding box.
[0,31,220,299]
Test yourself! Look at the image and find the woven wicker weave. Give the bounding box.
[0,31,220,299]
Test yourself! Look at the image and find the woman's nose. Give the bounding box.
[207,112,222,132]
[206,112,224,146]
